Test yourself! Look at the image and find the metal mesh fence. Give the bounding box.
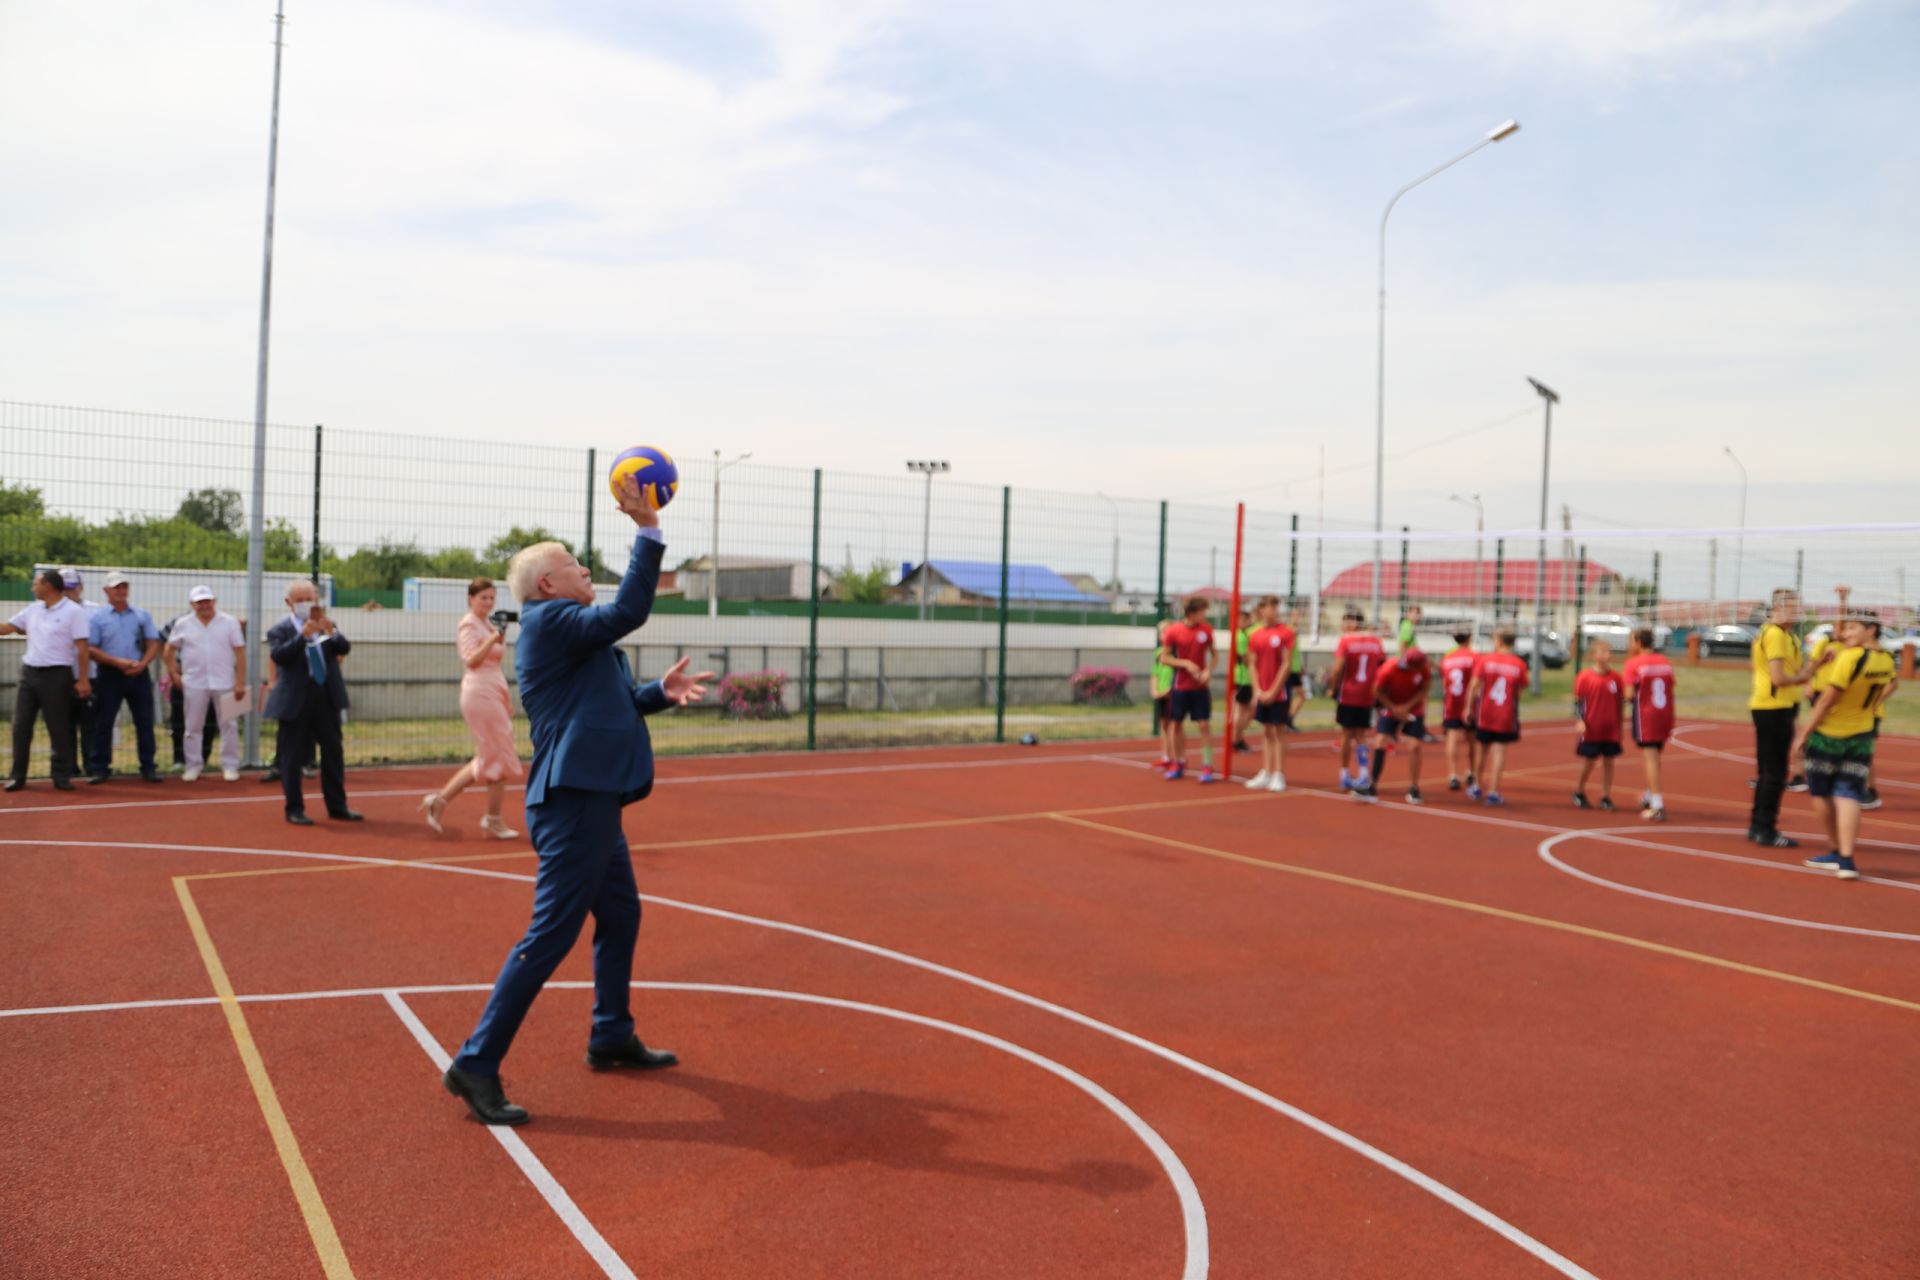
[4,399,1915,777]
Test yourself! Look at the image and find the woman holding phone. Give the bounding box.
[421,577,522,837]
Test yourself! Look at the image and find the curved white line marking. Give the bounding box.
[1668,724,1919,790]
[391,982,1209,1280]
[1540,826,1920,941]
[0,836,1595,1280]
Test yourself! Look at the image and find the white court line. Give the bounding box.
[1668,724,1920,790]
[0,835,1593,1280]
[1539,827,1920,942]
[383,991,637,1280]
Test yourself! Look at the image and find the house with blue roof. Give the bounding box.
[890,560,1111,610]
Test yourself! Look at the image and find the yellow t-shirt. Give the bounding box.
[1806,636,1833,695]
[1817,646,1895,739]
[1749,622,1804,710]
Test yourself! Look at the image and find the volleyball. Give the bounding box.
[608,446,678,510]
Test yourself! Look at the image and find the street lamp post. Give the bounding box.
[1724,446,1747,614]
[906,460,950,620]
[1371,119,1521,632]
[708,449,752,619]
[1527,378,1559,694]
[1450,492,1484,623]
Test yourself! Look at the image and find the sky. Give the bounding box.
[3,0,1917,546]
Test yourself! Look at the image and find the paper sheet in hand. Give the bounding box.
[219,689,252,720]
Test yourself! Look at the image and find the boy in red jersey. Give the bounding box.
[1244,596,1295,792]
[1157,597,1218,783]
[1329,607,1386,790]
[1621,627,1675,822]
[1439,629,1477,793]
[1465,626,1528,805]
[1356,647,1432,804]
[1572,641,1625,810]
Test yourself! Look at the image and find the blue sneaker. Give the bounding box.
[1485,792,1505,807]
[1164,764,1185,782]
[1196,767,1219,785]
[1466,783,1482,801]
[1802,851,1859,879]
[1835,856,1859,880]
[1339,769,1353,791]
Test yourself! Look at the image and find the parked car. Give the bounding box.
[1512,629,1570,669]
[1580,613,1673,650]
[1700,624,1757,658]
[1805,621,1919,657]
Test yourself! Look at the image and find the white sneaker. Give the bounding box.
[1266,773,1287,793]
[1245,771,1270,789]
[222,767,240,782]
[182,767,202,782]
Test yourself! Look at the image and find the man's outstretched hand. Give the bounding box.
[660,657,717,707]
[615,475,661,529]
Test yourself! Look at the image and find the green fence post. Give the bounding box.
[1575,543,1588,629]
[1651,551,1662,619]
[1492,537,1507,625]
[1288,513,1299,609]
[1152,499,1168,735]
[1398,525,1410,621]
[310,423,322,585]
[807,469,822,751]
[1794,548,1804,596]
[583,447,597,578]
[995,486,1011,743]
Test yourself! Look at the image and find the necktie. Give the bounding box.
[306,640,328,687]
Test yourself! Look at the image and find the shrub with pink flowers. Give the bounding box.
[1069,666,1132,706]
[718,670,789,720]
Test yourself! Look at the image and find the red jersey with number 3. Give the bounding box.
[1574,668,1624,744]
[1333,633,1387,707]
[1440,647,1477,721]
[1248,623,1295,693]
[1472,651,1529,734]
[1622,652,1676,743]
[1163,621,1214,692]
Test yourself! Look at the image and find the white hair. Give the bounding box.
[507,541,571,603]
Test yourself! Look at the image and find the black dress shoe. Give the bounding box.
[286,811,315,826]
[87,773,111,785]
[259,768,281,784]
[585,1035,678,1071]
[52,779,75,791]
[1751,828,1798,849]
[4,778,25,792]
[141,771,163,784]
[327,809,364,822]
[443,1066,529,1126]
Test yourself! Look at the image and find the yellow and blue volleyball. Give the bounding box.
[608,446,678,510]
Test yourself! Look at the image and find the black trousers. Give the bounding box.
[11,664,76,783]
[90,668,158,777]
[278,702,348,816]
[1750,706,1798,832]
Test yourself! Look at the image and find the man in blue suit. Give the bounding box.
[266,581,360,825]
[444,480,713,1125]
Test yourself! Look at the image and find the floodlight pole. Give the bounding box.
[1372,120,1520,632]
[707,450,752,619]
[1528,377,1559,695]
[243,0,287,771]
[1450,492,1484,621]
[907,460,950,621]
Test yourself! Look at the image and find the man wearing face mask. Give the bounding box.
[265,580,360,825]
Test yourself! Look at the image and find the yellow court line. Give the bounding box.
[1050,814,1920,1016]
[172,877,354,1278]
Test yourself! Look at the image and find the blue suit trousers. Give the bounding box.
[453,788,641,1075]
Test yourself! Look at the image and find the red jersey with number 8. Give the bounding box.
[1333,633,1387,707]
[1440,646,1476,721]
[1472,651,1529,735]
[1622,652,1676,743]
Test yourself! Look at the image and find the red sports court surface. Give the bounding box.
[3,719,1917,1278]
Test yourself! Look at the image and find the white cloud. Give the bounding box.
[1424,0,1865,71]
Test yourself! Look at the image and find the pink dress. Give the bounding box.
[458,612,522,783]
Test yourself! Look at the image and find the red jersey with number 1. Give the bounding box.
[1333,633,1387,707]
[1440,646,1477,721]
[1472,651,1529,735]
[1162,621,1214,693]
[1622,652,1676,743]
[1574,668,1624,744]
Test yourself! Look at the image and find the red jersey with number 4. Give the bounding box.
[1440,647,1477,721]
[1248,624,1295,693]
[1163,621,1214,692]
[1574,668,1624,744]
[1622,652,1676,743]
[1333,633,1387,707]
[1472,651,1529,734]
[1374,655,1429,710]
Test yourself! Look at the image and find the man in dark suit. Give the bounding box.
[265,581,361,825]
[444,479,713,1125]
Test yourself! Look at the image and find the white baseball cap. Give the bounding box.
[104,571,131,588]
[188,585,215,602]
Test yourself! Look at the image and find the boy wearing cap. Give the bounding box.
[86,571,163,783]
[163,586,247,782]
[1794,615,1895,880]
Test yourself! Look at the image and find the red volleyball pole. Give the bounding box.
[1221,502,1245,780]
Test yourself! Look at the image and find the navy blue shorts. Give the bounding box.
[1476,727,1520,746]
[1335,703,1372,731]
[1576,740,1622,758]
[1442,717,1471,732]
[1169,689,1212,724]
[1376,712,1433,742]
[1254,700,1291,727]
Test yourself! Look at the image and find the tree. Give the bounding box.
[176,488,245,535]
[836,558,893,604]
[0,479,45,519]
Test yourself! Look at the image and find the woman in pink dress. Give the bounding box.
[421,577,522,838]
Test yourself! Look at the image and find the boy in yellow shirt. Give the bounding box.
[1793,615,1896,880]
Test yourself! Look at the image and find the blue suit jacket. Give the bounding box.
[264,616,352,719]
[519,536,671,808]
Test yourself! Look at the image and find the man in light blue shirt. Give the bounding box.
[86,571,163,783]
